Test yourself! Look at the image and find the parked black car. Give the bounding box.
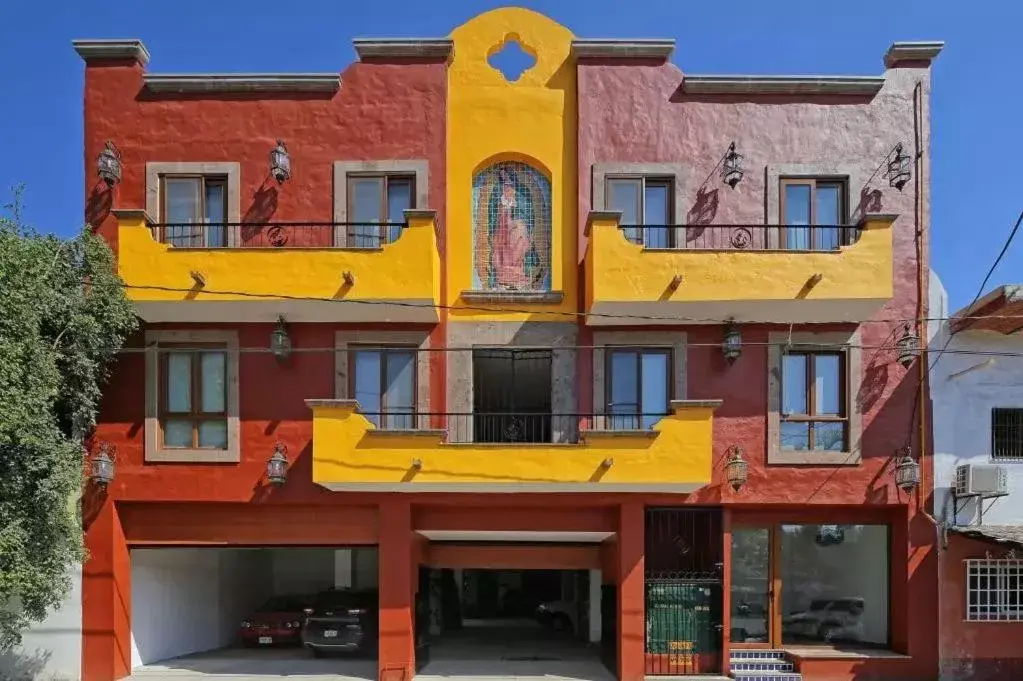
[302,588,379,657]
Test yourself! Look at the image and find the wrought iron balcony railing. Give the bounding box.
[620,224,861,251]
[359,411,671,444]
[151,221,408,249]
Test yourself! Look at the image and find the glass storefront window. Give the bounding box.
[780,524,889,646]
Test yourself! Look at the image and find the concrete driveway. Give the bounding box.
[127,647,375,680]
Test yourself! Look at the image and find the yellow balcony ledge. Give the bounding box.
[584,210,896,325]
[112,208,441,323]
[305,399,720,493]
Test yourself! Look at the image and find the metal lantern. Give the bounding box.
[267,443,289,486]
[894,447,920,494]
[722,322,742,363]
[724,445,748,491]
[887,143,911,191]
[90,444,115,487]
[97,141,122,186]
[269,140,291,184]
[271,316,291,361]
[721,142,744,189]
[896,324,919,368]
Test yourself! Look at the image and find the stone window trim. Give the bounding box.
[332,160,430,247]
[334,330,431,415]
[144,329,241,463]
[591,331,687,431]
[767,330,862,466]
[591,162,690,241]
[766,163,873,249]
[145,162,242,244]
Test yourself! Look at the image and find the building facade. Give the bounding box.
[931,283,1023,680]
[69,8,942,681]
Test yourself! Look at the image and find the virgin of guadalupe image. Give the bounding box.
[472,162,552,292]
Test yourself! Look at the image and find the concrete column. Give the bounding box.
[334,549,354,588]
[81,497,132,681]
[618,501,645,681]
[378,501,414,681]
[589,569,602,643]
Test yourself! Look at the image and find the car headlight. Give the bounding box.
[292,621,301,628]
[241,621,251,628]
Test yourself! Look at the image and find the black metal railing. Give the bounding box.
[619,224,860,251]
[359,411,671,444]
[151,222,408,249]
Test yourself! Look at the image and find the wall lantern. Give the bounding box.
[96,141,122,187]
[721,141,744,189]
[887,143,911,191]
[267,442,289,486]
[722,322,742,363]
[269,140,292,184]
[271,316,291,362]
[896,324,919,368]
[724,445,748,491]
[894,446,920,494]
[90,443,115,487]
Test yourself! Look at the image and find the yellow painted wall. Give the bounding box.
[116,212,440,304]
[446,8,577,321]
[309,401,716,489]
[586,214,895,306]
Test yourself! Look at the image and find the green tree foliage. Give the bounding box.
[0,192,138,651]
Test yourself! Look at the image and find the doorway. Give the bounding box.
[471,349,553,443]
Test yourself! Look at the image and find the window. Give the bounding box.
[606,348,671,430]
[780,178,847,250]
[347,174,414,247]
[607,177,673,247]
[966,559,1023,622]
[160,346,228,449]
[781,352,847,451]
[992,408,1023,461]
[161,176,228,248]
[351,347,416,429]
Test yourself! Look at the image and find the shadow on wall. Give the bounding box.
[0,649,54,681]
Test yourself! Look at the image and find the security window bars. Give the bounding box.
[160,345,228,449]
[347,174,414,247]
[351,347,416,429]
[606,348,671,430]
[607,176,673,247]
[992,408,1023,461]
[966,559,1023,622]
[781,352,847,451]
[780,178,848,250]
[161,176,228,247]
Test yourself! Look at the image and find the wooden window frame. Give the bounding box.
[780,351,848,451]
[159,174,229,247]
[604,346,674,423]
[605,175,675,246]
[158,343,229,449]
[778,177,849,250]
[345,173,416,245]
[348,345,419,424]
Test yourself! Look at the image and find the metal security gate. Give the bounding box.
[645,508,723,676]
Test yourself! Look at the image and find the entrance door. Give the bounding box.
[729,526,778,647]
[472,349,553,443]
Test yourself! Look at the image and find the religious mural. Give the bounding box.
[472,161,552,292]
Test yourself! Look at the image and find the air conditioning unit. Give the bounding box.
[954,464,1009,498]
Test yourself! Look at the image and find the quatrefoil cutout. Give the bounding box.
[488,36,537,82]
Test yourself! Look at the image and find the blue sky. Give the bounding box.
[0,0,1019,311]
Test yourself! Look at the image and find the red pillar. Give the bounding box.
[618,500,645,681]
[81,498,131,681]
[379,500,414,681]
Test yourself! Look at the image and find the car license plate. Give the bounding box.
[323,630,338,638]
[258,636,272,644]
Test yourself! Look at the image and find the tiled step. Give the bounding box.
[728,651,801,681]
[730,660,796,672]
[729,651,789,661]
[729,674,802,681]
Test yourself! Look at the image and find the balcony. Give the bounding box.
[584,211,896,325]
[305,401,720,492]
[113,208,440,323]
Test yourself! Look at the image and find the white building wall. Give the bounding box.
[0,564,82,681]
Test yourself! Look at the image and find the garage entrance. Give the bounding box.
[127,546,378,679]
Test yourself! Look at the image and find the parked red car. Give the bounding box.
[241,595,314,647]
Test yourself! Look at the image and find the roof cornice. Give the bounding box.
[352,38,453,60]
[571,39,675,60]
[73,39,150,66]
[143,73,341,94]
[682,74,884,96]
[884,41,945,68]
